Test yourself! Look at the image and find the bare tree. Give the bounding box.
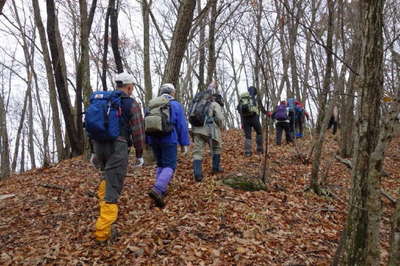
[142,0,153,103]
[32,0,65,161]
[162,0,196,96]
[46,0,82,156]
[335,1,387,264]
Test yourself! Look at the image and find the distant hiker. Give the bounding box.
[145,83,190,207]
[328,105,338,135]
[271,101,292,145]
[86,72,145,243]
[294,101,309,138]
[237,86,266,156]
[190,81,224,182]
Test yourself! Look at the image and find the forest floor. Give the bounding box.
[0,129,399,265]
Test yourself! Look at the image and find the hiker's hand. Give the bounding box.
[136,157,144,167]
[90,153,98,167]
[181,146,189,155]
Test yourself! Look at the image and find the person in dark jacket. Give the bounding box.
[237,86,266,156]
[271,101,292,145]
[147,83,190,207]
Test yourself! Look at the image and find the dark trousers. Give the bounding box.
[93,140,129,203]
[276,122,292,145]
[295,117,304,135]
[151,143,178,170]
[328,116,337,135]
[242,114,262,139]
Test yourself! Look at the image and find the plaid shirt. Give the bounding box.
[129,99,145,158]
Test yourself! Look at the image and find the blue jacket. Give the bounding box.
[147,94,190,146]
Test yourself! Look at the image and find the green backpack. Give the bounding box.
[144,96,174,136]
[239,92,258,116]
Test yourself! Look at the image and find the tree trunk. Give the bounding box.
[337,1,386,265]
[389,195,400,266]
[46,0,82,156]
[162,0,196,92]
[142,0,153,103]
[76,0,97,158]
[285,0,302,99]
[101,1,111,91]
[27,71,36,169]
[0,94,10,179]
[309,0,335,194]
[0,0,7,14]
[339,6,362,158]
[20,131,25,173]
[109,0,123,73]
[11,90,28,172]
[206,0,217,85]
[197,0,206,91]
[32,0,64,161]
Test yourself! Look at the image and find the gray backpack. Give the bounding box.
[144,96,174,136]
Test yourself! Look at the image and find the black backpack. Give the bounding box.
[188,90,213,127]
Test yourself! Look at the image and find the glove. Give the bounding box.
[181,146,189,155]
[90,153,97,166]
[136,157,144,167]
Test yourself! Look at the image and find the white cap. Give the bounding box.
[115,72,135,85]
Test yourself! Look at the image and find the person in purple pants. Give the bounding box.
[146,83,190,207]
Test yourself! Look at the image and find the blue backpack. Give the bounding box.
[85,90,125,141]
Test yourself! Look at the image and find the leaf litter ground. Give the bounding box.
[0,130,399,265]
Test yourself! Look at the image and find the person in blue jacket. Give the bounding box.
[147,83,190,207]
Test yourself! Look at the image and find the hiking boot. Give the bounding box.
[244,139,252,157]
[212,154,223,174]
[148,188,165,208]
[193,160,203,182]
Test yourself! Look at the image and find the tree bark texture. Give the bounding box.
[110,0,123,73]
[142,0,152,104]
[197,0,206,91]
[339,6,362,158]
[101,1,111,90]
[389,195,400,265]
[0,0,6,14]
[46,0,82,156]
[0,94,10,179]
[162,0,196,89]
[32,0,64,161]
[11,91,28,172]
[338,1,385,265]
[206,0,217,85]
[309,0,334,194]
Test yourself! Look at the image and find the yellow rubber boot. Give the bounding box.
[95,202,118,242]
[97,180,106,204]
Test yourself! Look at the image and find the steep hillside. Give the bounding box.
[1,130,399,265]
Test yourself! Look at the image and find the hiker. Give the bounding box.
[294,101,309,138]
[146,83,190,207]
[328,105,338,135]
[87,72,145,243]
[271,101,292,145]
[190,81,224,182]
[237,86,266,156]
